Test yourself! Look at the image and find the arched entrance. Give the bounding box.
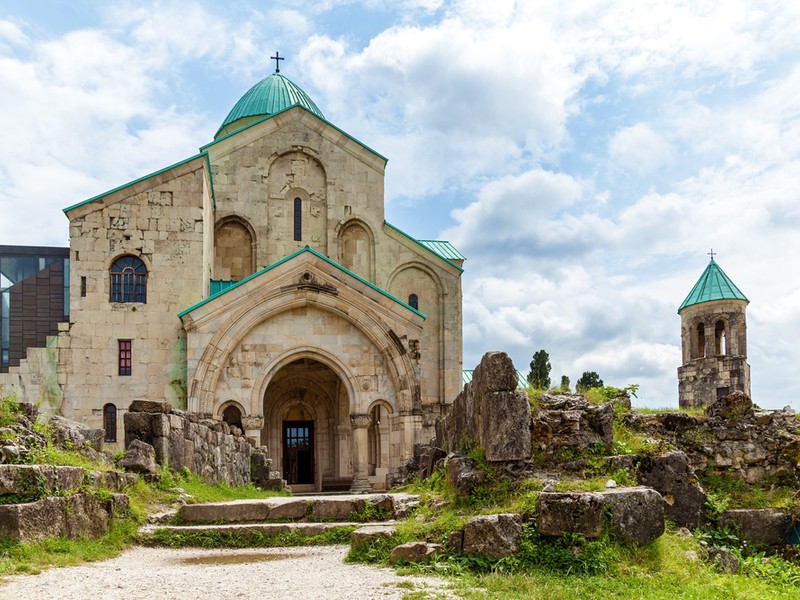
[261,357,350,492]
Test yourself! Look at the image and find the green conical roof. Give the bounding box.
[678,258,749,312]
[215,72,324,139]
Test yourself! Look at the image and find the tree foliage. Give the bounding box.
[527,349,551,390]
[560,375,570,392]
[576,371,604,393]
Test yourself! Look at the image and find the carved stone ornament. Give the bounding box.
[350,413,371,429]
[240,415,265,430]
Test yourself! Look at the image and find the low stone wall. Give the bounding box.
[124,400,252,486]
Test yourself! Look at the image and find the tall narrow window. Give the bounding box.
[110,256,147,303]
[118,340,132,376]
[80,276,87,297]
[696,323,705,358]
[103,403,117,442]
[293,197,302,241]
[408,293,419,310]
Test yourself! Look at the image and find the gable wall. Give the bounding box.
[60,165,209,437]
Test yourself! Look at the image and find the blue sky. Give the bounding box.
[1,1,799,408]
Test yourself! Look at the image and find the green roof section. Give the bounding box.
[418,240,466,261]
[384,222,464,273]
[462,369,527,389]
[179,246,426,320]
[678,258,749,312]
[215,73,324,139]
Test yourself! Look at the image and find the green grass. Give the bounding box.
[144,525,356,548]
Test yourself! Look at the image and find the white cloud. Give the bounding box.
[608,124,674,175]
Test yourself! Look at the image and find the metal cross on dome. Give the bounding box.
[271,51,284,73]
[708,248,717,259]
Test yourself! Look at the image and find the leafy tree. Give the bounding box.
[527,349,551,390]
[576,371,604,393]
[560,375,570,392]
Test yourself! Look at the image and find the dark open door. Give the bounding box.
[282,420,314,485]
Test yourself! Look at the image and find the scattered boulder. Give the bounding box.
[483,390,532,461]
[705,547,740,574]
[0,497,67,542]
[463,513,522,559]
[119,439,158,475]
[637,451,707,528]
[49,415,104,453]
[447,529,464,552]
[389,542,442,564]
[718,509,790,547]
[311,498,365,521]
[446,454,483,497]
[537,492,604,538]
[600,487,665,544]
[706,391,753,420]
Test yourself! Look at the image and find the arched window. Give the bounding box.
[222,404,243,432]
[408,293,419,310]
[293,197,302,241]
[696,323,705,358]
[103,403,117,443]
[110,256,147,303]
[715,320,727,355]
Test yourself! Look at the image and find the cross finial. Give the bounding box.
[271,51,284,73]
[708,248,717,260]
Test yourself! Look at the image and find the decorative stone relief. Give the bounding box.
[350,414,371,429]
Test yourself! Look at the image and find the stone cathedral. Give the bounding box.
[0,66,464,492]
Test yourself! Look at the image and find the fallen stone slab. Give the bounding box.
[0,464,86,497]
[311,498,366,521]
[600,486,665,544]
[119,439,158,475]
[351,524,398,549]
[179,499,274,523]
[463,513,522,559]
[537,492,604,538]
[637,451,706,528]
[268,498,310,521]
[719,509,790,547]
[0,497,67,542]
[389,542,442,564]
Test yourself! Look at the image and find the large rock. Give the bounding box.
[267,499,309,521]
[600,487,665,544]
[637,451,707,528]
[128,400,173,414]
[706,391,753,420]
[389,542,442,564]
[0,497,67,542]
[311,498,365,521]
[119,439,158,475]
[472,352,520,393]
[719,509,790,547]
[446,455,483,497]
[65,493,111,538]
[49,415,104,452]
[537,492,604,538]
[0,465,85,497]
[483,390,532,461]
[463,513,522,559]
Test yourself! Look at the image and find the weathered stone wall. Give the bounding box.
[124,400,252,486]
[530,393,613,457]
[622,391,800,484]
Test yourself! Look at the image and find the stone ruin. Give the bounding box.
[408,351,800,553]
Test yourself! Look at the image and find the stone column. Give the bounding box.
[349,413,372,493]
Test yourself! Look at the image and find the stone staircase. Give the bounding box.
[141,493,419,545]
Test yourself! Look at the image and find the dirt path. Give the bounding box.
[0,545,451,600]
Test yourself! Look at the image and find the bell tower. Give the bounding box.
[677,254,750,408]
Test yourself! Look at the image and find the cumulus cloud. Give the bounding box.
[608,124,674,175]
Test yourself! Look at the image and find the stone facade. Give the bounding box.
[1,73,463,493]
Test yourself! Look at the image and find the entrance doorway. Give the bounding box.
[282,420,314,485]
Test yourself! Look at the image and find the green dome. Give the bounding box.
[215,73,324,139]
[678,258,749,313]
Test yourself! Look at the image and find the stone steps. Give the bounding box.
[176,493,418,524]
[140,520,390,539]
[142,493,419,547]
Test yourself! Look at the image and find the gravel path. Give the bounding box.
[0,545,451,600]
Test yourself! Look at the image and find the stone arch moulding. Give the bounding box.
[218,399,247,417]
[336,218,376,282]
[385,261,444,300]
[106,251,153,273]
[267,146,329,181]
[188,294,419,417]
[255,347,359,418]
[214,214,257,274]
